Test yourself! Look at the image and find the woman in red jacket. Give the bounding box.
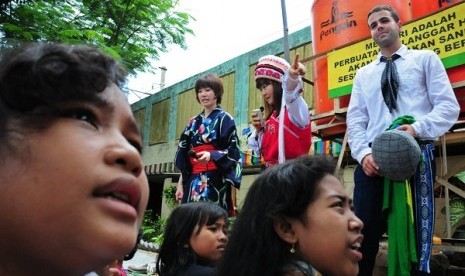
[247,54,312,168]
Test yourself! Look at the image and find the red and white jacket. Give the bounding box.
[248,72,311,166]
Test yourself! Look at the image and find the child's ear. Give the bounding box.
[273,216,297,244]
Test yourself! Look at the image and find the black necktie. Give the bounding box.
[380,54,400,112]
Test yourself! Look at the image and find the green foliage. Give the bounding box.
[455,170,465,184]
[441,197,465,235]
[0,0,194,75]
[163,185,178,209]
[228,215,236,235]
[141,209,166,245]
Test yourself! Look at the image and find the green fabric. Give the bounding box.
[382,115,418,276]
[388,115,415,129]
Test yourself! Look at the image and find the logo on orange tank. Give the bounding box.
[319,0,356,41]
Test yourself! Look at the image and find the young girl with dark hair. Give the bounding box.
[0,43,149,275]
[156,201,228,276]
[248,54,312,167]
[217,155,364,276]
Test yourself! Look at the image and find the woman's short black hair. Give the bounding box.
[194,73,223,104]
[156,201,228,276]
[217,155,336,276]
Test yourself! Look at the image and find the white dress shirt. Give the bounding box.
[347,44,460,164]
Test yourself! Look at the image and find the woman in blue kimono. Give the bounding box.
[175,74,242,216]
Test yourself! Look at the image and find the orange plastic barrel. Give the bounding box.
[311,0,411,138]
[411,0,463,17]
[410,0,439,18]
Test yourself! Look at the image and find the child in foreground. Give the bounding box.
[0,43,149,275]
[217,155,364,276]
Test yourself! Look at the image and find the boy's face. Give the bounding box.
[0,84,149,274]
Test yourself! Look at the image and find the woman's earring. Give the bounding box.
[290,243,296,254]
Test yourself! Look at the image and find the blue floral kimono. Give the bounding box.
[175,106,242,215]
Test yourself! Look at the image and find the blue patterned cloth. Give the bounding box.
[413,141,435,273]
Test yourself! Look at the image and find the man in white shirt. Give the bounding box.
[346,5,460,276]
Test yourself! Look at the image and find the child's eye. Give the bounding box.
[331,201,344,208]
[62,108,98,128]
[259,84,269,91]
[207,225,218,232]
[128,139,143,154]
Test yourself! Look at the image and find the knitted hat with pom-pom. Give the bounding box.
[254,55,290,83]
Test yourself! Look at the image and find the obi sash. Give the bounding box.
[190,144,218,174]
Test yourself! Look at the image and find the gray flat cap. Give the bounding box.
[372,129,421,181]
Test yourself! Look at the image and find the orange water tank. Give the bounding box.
[410,0,462,18]
[410,0,439,18]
